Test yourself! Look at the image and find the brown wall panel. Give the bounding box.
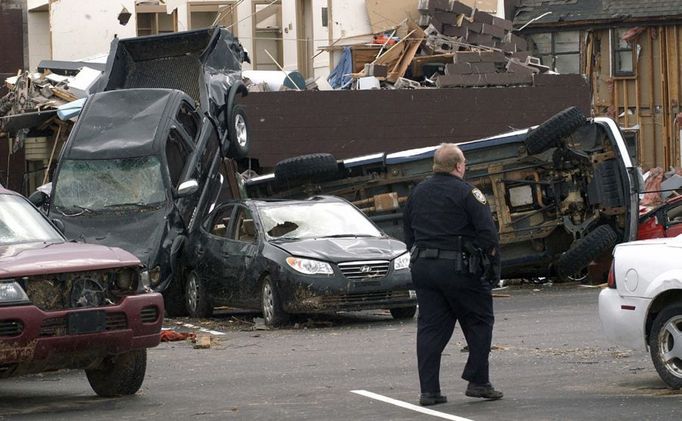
[242,75,591,168]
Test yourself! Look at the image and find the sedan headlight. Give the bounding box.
[394,252,411,271]
[0,281,30,305]
[140,266,161,288]
[286,257,333,275]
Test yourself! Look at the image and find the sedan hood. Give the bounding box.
[0,241,140,278]
[270,237,407,262]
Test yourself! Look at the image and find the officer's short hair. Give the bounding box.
[433,143,464,173]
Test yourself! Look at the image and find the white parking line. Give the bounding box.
[350,390,474,421]
[174,322,226,336]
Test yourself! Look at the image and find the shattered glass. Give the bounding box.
[52,157,166,212]
[258,202,382,240]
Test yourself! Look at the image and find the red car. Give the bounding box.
[637,195,682,240]
[0,185,163,397]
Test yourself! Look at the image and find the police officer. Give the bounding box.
[403,143,502,406]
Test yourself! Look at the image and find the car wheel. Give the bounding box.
[390,306,417,319]
[227,104,250,158]
[261,276,289,327]
[164,276,188,317]
[556,224,618,281]
[185,270,214,318]
[649,305,682,389]
[274,153,340,185]
[85,349,147,397]
[524,107,586,155]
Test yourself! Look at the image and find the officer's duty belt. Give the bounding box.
[413,248,465,260]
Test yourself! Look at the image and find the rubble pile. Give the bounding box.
[334,0,553,90]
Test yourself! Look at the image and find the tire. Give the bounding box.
[164,275,188,317]
[556,224,618,280]
[274,153,340,185]
[185,270,214,318]
[390,306,417,319]
[227,104,249,158]
[649,305,682,389]
[86,349,147,397]
[524,107,586,155]
[262,276,289,327]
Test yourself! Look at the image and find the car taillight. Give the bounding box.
[607,259,616,288]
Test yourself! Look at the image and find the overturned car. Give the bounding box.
[246,108,640,282]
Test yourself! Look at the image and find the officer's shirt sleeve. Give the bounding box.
[403,193,415,250]
[464,187,499,251]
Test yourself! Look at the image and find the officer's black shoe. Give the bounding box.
[465,382,503,400]
[419,392,448,406]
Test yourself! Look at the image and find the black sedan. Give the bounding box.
[181,195,416,325]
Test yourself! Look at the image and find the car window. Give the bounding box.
[176,101,200,142]
[166,129,191,187]
[208,205,235,237]
[233,207,256,243]
[258,201,382,240]
[0,194,63,245]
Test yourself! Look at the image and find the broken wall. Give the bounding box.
[242,74,591,168]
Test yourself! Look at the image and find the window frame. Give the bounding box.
[528,30,582,75]
[611,27,637,78]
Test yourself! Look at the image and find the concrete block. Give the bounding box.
[466,32,494,47]
[510,33,528,51]
[445,62,496,74]
[506,59,539,74]
[364,63,388,78]
[492,16,513,31]
[433,10,459,26]
[461,20,483,33]
[453,51,481,63]
[442,24,468,38]
[481,23,507,40]
[473,9,495,24]
[479,51,507,63]
[450,1,473,16]
[487,72,533,86]
[511,51,530,61]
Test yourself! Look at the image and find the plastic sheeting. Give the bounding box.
[327,47,353,89]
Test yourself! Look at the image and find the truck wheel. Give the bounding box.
[185,270,214,318]
[86,349,147,397]
[556,224,618,281]
[262,276,289,327]
[390,306,417,319]
[524,107,586,155]
[649,305,682,389]
[227,104,249,158]
[274,153,340,185]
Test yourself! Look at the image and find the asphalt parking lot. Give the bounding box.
[2,284,681,421]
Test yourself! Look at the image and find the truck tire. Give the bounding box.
[556,224,618,280]
[227,104,249,158]
[649,305,682,389]
[274,153,340,184]
[524,107,586,155]
[86,349,147,397]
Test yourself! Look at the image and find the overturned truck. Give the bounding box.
[246,108,641,282]
[47,28,249,316]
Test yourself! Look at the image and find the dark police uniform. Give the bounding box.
[403,172,500,395]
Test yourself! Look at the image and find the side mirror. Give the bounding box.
[29,190,49,208]
[51,218,65,234]
[176,179,199,198]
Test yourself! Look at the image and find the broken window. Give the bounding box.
[136,3,178,36]
[176,102,200,142]
[209,205,235,237]
[258,202,382,240]
[166,129,191,187]
[188,1,237,31]
[234,207,256,242]
[52,157,166,212]
[528,31,581,74]
[612,28,636,77]
[252,0,283,70]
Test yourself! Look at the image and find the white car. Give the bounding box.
[599,236,682,388]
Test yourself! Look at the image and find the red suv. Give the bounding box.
[0,185,163,397]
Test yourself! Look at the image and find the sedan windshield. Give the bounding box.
[53,157,166,212]
[258,201,382,239]
[0,194,63,245]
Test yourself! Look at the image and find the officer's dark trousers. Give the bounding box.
[411,257,494,393]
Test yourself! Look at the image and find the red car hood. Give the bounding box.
[0,241,141,278]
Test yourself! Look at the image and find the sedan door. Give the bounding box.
[220,205,260,307]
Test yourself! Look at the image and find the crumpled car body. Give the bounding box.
[246,110,640,282]
[0,186,163,396]
[181,195,416,325]
[638,195,682,240]
[48,88,226,295]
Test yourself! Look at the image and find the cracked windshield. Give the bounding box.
[53,156,166,212]
[258,202,382,239]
